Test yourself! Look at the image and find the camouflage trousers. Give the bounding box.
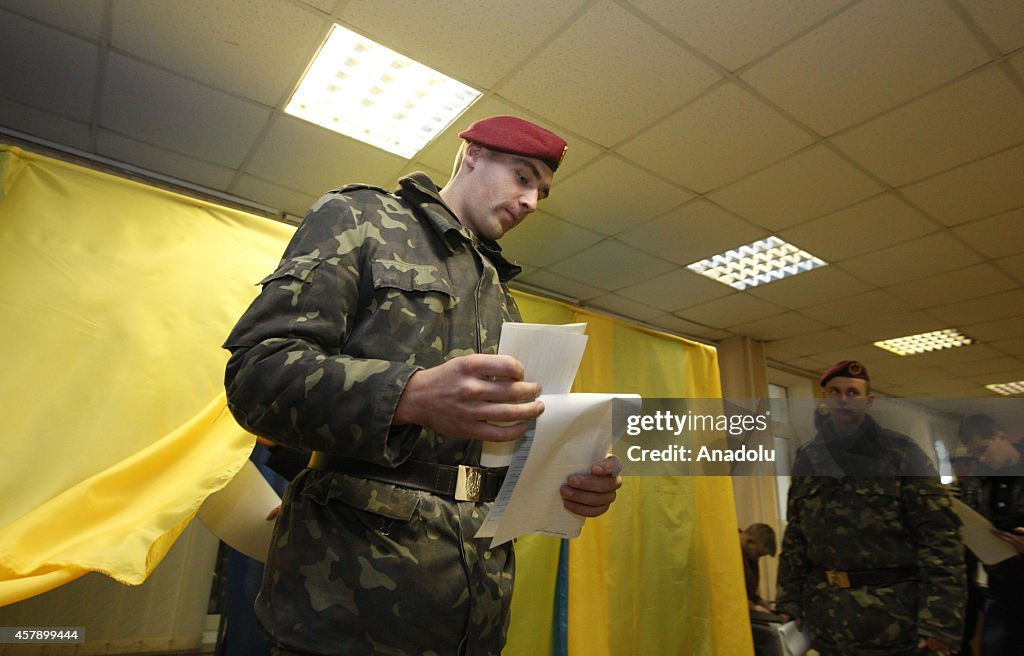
[255,471,515,656]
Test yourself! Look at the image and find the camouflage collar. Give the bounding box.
[397,172,522,283]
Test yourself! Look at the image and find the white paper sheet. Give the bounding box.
[778,620,810,656]
[476,392,640,546]
[480,322,589,467]
[197,459,281,563]
[952,498,1018,565]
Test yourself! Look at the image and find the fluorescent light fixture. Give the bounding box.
[686,236,827,290]
[873,328,975,356]
[985,380,1024,396]
[285,24,481,158]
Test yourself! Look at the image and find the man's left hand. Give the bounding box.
[560,454,622,517]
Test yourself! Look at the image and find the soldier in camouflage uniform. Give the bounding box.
[775,360,964,655]
[223,116,622,656]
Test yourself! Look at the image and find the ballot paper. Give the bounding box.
[952,498,1018,565]
[778,620,810,656]
[197,459,281,562]
[476,321,640,547]
[480,322,588,467]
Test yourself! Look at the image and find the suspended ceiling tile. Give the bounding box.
[778,193,938,263]
[647,313,725,341]
[499,212,604,269]
[887,263,1020,308]
[745,265,873,310]
[243,115,405,196]
[838,231,984,287]
[707,145,882,231]
[544,155,692,236]
[619,82,813,193]
[952,207,1024,259]
[799,290,915,328]
[95,130,237,192]
[101,53,271,168]
[232,174,317,219]
[547,240,676,291]
[627,0,849,72]
[741,0,990,135]
[932,289,1024,328]
[0,0,104,40]
[676,293,787,329]
[0,11,97,122]
[767,327,865,357]
[832,66,1024,186]
[990,337,1024,356]
[997,253,1024,285]
[0,98,91,151]
[842,311,946,341]
[513,269,606,303]
[1012,51,1024,78]
[112,0,327,106]
[812,344,901,370]
[497,0,721,147]
[621,269,732,312]
[960,0,1024,53]
[723,311,829,342]
[900,144,1024,226]
[617,199,765,267]
[585,294,666,323]
[339,0,586,89]
[937,357,1024,378]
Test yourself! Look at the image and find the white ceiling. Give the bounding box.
[2,0,1023,399]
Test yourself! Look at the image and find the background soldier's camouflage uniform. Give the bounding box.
[223,173,522,655]
[775,415,965,655]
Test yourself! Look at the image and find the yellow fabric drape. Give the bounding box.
[530,304,752,656]
[0,145,294,604]
[0,146,750,656]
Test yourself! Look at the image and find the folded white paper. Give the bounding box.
[198,459,281,562]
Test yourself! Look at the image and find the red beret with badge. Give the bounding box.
[459,115,568,172]
[819,360,870,387]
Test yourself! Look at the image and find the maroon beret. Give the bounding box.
[819,360,870,387]
[458,115,568,172]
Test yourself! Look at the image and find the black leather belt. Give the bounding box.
[307,452,507,503]
[821,567,917,589]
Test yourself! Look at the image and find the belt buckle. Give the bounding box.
[826,570,851,588]
[456,465,484,502]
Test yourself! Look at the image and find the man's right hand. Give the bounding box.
[394,354,543,441]
[777,613,802,630]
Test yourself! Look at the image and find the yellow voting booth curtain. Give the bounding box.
[0,145,750,656]
[507,295,753,656]
[0,145,293,604]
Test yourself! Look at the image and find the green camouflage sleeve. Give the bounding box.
[775,474,813,619]
[901,472,965,644]
[223,191,421,464]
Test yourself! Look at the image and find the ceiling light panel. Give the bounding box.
[686,236,827,290]
[985,381,1024,396]
[285,24,481,158]
[873,328,975,356]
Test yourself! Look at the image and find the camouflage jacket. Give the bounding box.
[223,173,522,655]
[775,415,965,654]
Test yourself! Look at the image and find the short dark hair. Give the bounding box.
[742,523,777,557]
[958,414,1003,444]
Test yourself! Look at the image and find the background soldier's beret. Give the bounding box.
[819,360,870,386]
[459,115,568,172]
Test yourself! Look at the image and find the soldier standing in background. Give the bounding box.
[222,116,622,656]
[775,360,964,655]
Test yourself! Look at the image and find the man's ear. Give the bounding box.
[463,143,485,170]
